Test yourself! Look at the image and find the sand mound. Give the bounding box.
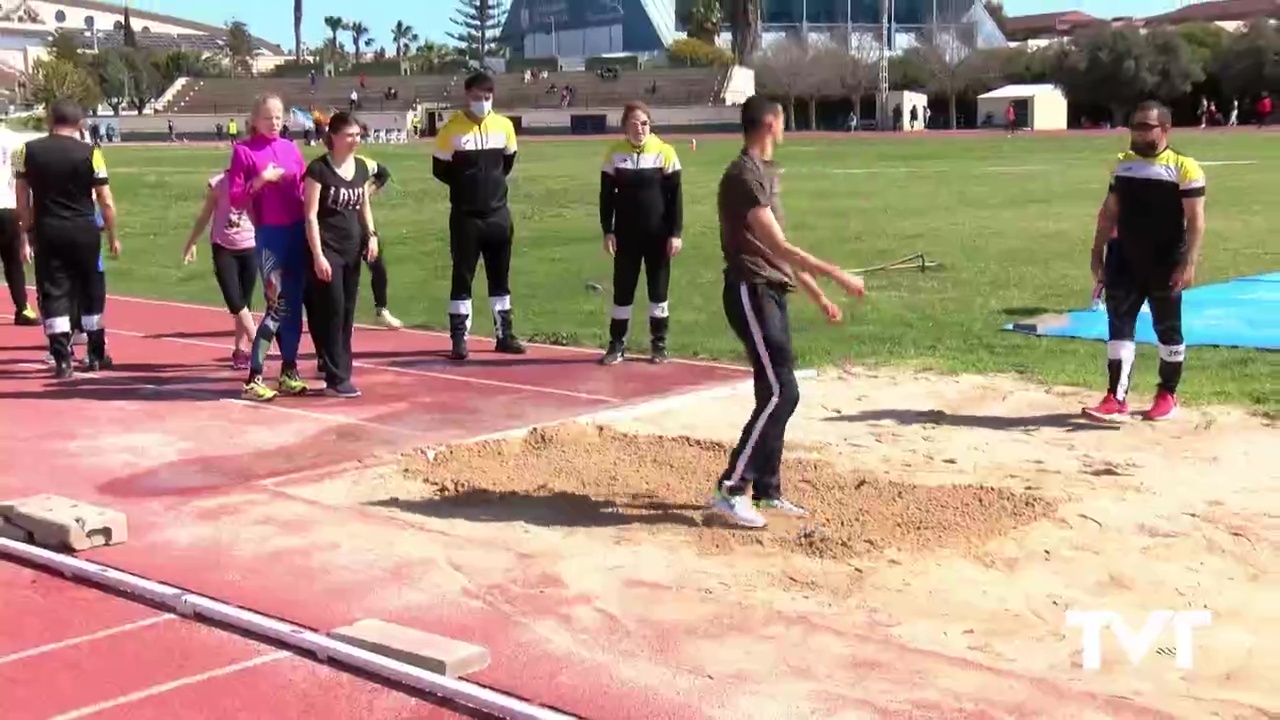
[398,424,1056,562]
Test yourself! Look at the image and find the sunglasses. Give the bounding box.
[1129,122,1162,131]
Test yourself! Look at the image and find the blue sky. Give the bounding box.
[130,1,1178,49]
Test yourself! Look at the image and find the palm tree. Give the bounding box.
[293,0,303,61]
[391,21,419,60]
[726,0,761,62]
[347,21,370,63]
[685,0,721,44]
[323,15,344,52]
[413,40,460,73]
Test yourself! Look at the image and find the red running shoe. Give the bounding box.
[1142,390,1178,422]
[1082,393,1129,422]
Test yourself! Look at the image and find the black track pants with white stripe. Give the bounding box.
[718,279,800,500]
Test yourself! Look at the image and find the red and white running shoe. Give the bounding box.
[1082,393,1129,422]
[1142,390,1178,422]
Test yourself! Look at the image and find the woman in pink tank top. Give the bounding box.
[182,170,259,369]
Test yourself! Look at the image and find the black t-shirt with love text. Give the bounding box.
[305,154,371,257]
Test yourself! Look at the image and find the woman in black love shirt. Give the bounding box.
[303,111,379,398]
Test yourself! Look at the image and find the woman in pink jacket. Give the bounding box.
[225,94,310,402]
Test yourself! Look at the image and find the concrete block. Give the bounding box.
[328,618,490,678]
[0,495,128,552]
[0,516,33,543]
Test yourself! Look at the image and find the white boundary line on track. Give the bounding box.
[418,368,821,453]
[73,289,751,373]
[104,328,620,403]
[0,614,175,666]
[0,538,575,720]
[46,651,293,720]
[14,362,420,436]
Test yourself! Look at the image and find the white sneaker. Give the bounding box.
[710,491,767,528]
[376,308,403,330]
[755,497,809,517]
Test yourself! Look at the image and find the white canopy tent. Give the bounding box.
[977,84,1068,131]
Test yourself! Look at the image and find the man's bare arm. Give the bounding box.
[746,205,840,278]
[1093,191,1118,253]
[1181,195,1206,267]
[94,185,117,245]
[795,270,826,305]
[14,178,30,235]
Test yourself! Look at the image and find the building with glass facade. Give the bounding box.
[501,0,1007,59]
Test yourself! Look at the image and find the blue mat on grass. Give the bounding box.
[1004,272,1280,350]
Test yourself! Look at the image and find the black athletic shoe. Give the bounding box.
[600,341,625,366]
[83,355,114,372]
[650,340,669,364]
[53,358,73,379]
[324,381,361,398]
[450,335,469,361]
[494,335,526,354]
[13,308,39,326]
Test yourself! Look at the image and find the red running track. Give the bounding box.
[0,293,749,720]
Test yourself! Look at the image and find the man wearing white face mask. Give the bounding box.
[432,72,526,360]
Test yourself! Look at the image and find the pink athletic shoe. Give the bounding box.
[231,349,250,370]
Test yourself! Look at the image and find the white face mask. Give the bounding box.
[470,99,492,117]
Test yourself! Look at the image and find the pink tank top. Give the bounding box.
[208,172,255,250]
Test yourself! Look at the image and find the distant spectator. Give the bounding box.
[1256,92,1271,127]
[349,89,358,112]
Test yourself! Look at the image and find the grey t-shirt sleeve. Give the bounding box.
[725,164,771,210]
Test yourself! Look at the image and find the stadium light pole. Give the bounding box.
[878,0,890,131]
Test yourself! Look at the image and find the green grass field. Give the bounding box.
[98,132,1277,415]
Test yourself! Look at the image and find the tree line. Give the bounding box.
[24,18,256,117]
[674,20,1280,129]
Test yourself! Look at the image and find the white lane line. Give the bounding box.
[57,288,749,373]
[0,615,175,666]
[15,361,419,436]
[107,328,620,403]
[46,651,292,719]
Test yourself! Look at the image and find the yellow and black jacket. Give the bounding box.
[432,110,517,216]
[599,134,683,239]
[1108,147,1205,267]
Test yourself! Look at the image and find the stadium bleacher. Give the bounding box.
[481,67,727,110]
[68,28,278,54]
[168,75,457,115]
[168,66,727,116]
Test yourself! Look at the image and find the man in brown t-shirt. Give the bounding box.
[710,95,866,529]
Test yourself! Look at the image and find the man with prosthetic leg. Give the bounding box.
[1084,100,1207,423]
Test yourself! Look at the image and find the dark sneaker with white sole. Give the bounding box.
[325,381,361,398]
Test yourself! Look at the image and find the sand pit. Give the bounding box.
[399,425,1057,561]
[283,367,1278,718]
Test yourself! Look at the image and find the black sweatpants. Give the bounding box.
[448,206,513,336]
[0,209,28,313]
[1104,251,1184,400]
[309,247,361,387]
[34,225,106,362]
[367,251,388,309]
[718,279,800,501]
[609,232,671,344]
[211,244,258,315]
